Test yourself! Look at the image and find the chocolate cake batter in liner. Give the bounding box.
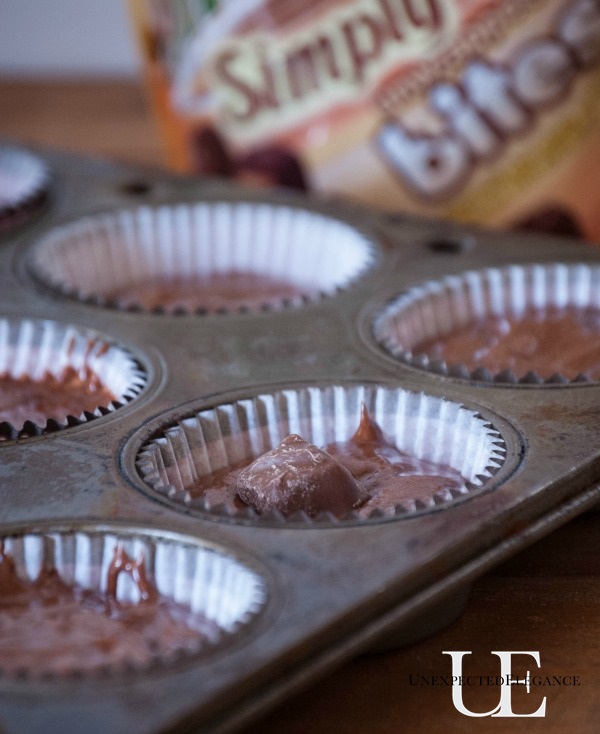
[0,145,50,232]
[136,384,506,524]
[0,317,146,439]
[373,263,600,385]
[28,201,375,314]
[0,527,266,678]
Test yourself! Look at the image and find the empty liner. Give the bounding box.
[28,201,376,314]
[0,145,49,231]
[0,526,267,678]
[373,263,600,384]
[0,317,146,439]
[136,384,506,524]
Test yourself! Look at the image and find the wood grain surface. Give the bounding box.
[0,77,598,734]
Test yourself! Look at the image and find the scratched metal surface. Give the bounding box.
[0,146,599,734]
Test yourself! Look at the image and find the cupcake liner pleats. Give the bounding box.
[29,202,376,314]
[137,384,507,524]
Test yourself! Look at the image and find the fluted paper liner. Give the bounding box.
[0,317,146,439]
[373,263,600,384]
[136,384,506,523]
[28,201,375,314]
[0,526,267,678]
[0,145,49,230]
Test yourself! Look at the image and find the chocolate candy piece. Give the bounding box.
[236,146,309,191]
[190,125,235,177]
[513,205,583,239]
[236,434,368,517]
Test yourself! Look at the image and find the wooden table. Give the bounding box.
[0,78,598,734]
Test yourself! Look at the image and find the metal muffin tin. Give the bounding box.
[1,145,599,734]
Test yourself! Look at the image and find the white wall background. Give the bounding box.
[0,0,140,77]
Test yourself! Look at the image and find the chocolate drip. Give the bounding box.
[106,544,158,604]
[351,403,387,445]
[0,542,25,597]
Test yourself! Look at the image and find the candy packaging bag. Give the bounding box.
[129,0,600,239]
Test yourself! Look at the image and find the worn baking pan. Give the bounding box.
[0,144,598,734]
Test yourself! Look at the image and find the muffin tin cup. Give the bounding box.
[0,525,267,680]
[373,262,600,385]
[0,317,146,439]
[136,383,507,524]
[0,145,50,232]
[28,201,376,314]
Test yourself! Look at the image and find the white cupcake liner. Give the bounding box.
[0,526,267,678]
[136,384,506,523]
[0,317,146,439]
[373,263,600,385]
[28,202,376,314]
[0,145,49,230]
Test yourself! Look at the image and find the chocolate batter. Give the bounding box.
[0,368,116,429]
[0,543,219,676]
[106,272,308,312]
[323,405,466,515]
[188,405,468,517]
[414,305,600,379]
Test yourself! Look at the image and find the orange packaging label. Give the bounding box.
[130,0,600,240]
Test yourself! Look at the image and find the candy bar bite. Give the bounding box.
[236,434,368,517]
